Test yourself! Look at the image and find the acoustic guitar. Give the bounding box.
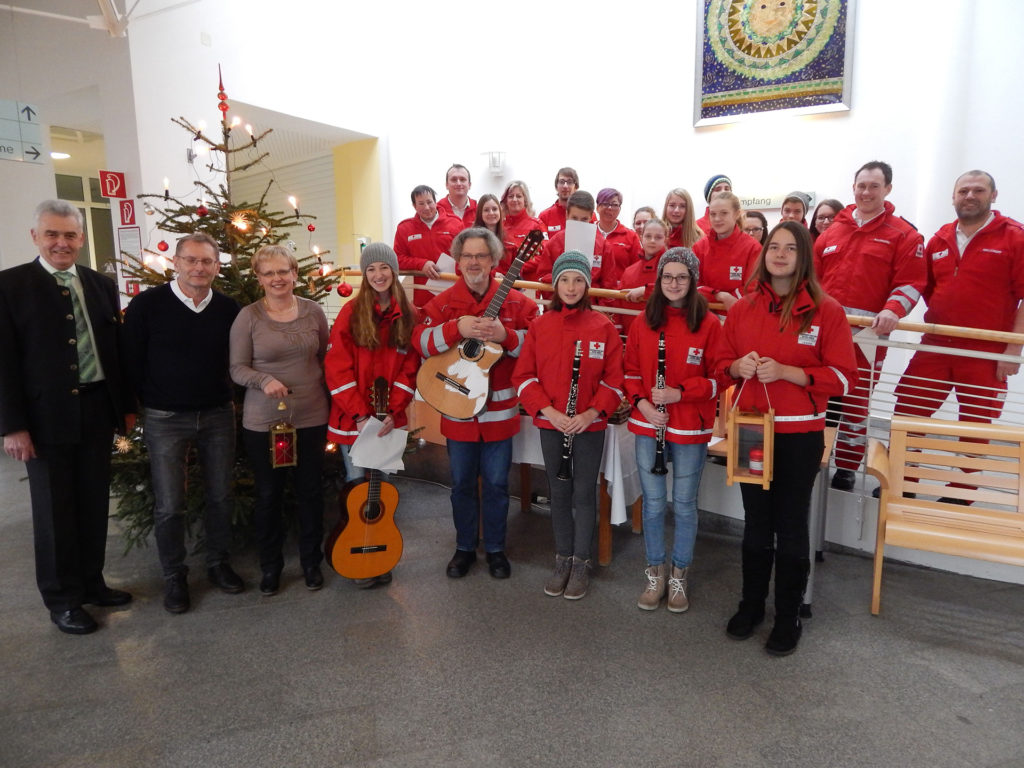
[416,229,544,420]
[326,377,403,579]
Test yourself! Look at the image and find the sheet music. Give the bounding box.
[348,417,407,472]
[565,220,598,266]
[425,252,456,295]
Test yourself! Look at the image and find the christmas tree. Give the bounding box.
[111,69,345,552]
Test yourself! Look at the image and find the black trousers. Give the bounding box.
[739,430,824,559]
[26,386,116,611]
[242,425,327,572]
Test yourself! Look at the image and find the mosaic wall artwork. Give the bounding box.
[695,0,852,125]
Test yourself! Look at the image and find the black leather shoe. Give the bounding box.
[831,469,856,491]
[303,565,324,591]
[50,607,98,635]
[486,550,511,579]
[84,586,132,607]
[259,570,281,596]
[164,573,190,614]
[208,563,244,594]
[446,549,476,578]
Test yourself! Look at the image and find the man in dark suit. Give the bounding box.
[0,199,135,635]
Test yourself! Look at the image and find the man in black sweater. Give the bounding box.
[122,233,243,613]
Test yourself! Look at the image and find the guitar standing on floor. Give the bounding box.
[326,377,403,579]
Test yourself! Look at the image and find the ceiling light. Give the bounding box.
[50,151,71,160]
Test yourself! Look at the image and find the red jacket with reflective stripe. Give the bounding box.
[624,308,726,444]
[718,281,858,434]
[415,278,538,441]
[512,306,624,432]
[325,300,421,444]
[813,202,925,318]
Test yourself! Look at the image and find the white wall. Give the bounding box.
[0,10,139,270]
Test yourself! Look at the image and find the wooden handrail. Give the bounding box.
[340,268,1024,347]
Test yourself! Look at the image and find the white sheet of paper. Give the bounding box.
[853,326,879,362]
[565,220,598,266]
[425,252,456,295]
[348,417,407,472]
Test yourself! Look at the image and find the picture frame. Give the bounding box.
[694,0,856,127]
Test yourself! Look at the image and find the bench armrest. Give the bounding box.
[866,438,890,491]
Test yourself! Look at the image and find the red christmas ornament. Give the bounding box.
[337,282,353,298]
[218,102,229,113]
[307,224,316,232]
[196,205,209,217]
[157,240,169,252]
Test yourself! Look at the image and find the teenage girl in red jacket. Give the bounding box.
[324,242,420,586]
[512,251,624,600]
[625,248,726,614]
[718,221,857,656]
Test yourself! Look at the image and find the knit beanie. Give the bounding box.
[784,191,812,216]
[704,174,732,203]
[359,241,400,275]
[551,250,592,287]
[658,247,699,284]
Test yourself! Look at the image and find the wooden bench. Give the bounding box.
[866,415,1024,615]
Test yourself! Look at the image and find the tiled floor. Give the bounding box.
[2,455,1023,768]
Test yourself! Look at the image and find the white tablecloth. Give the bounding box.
[511,417,641,525]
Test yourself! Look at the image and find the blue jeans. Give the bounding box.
[143,404,235,578]
[635,435,706,568]
[446,437,513,553]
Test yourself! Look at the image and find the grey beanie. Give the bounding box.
[704,174,732,202]
[784,191,812,216]
[359,241,400,275]
[551,250,592,287]
[658,247,699,284]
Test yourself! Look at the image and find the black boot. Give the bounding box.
[726,547,773,640]
[766,554,810,656]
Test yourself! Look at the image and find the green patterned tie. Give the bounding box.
[54,270,100,383]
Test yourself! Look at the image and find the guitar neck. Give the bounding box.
[483,230,542,319]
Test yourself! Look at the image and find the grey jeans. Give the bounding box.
[538,427,605,561]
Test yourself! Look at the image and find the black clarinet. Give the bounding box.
[652,332,668,475]
[556,340,583,481]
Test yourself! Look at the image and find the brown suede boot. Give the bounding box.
[637,564,667,610]
[666,565,689,613]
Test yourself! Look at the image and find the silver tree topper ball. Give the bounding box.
[287,240,297,251]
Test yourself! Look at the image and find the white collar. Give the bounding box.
[170,278,214,312]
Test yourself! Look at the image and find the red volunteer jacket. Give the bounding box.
[694,225,762,302]
[393,213,465,307]
[325,300,420,444]
[718,281,858,434]
[612,251,664,335]
[415,278,538,441]
[512,306,624,432]
[522,229,615,288]
[695,208,712,236]
[624,308,726,444]
[436,196,477,228]
[600,221,643,280]
[813,201,925,319]
[538,201,596,237]
[504,210,546,254]
[920,212,1024,353]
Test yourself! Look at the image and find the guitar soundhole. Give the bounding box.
[462,339,481,360]
[362,500,383,523]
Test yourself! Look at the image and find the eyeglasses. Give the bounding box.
[556,179,575,187]
[598,202,621,209]
[743,226,764,234]
[459,252,492,261]
[178,256,217,267]
[258,269,294,278]
[661,274,690,285]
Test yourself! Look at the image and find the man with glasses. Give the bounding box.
[416,228,538,579]
[0,200,135,634]
[538,167,594,236]
[122,233,244,613]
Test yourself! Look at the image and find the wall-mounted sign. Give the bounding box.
[0,99,44,164]
[99,170,127,199]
